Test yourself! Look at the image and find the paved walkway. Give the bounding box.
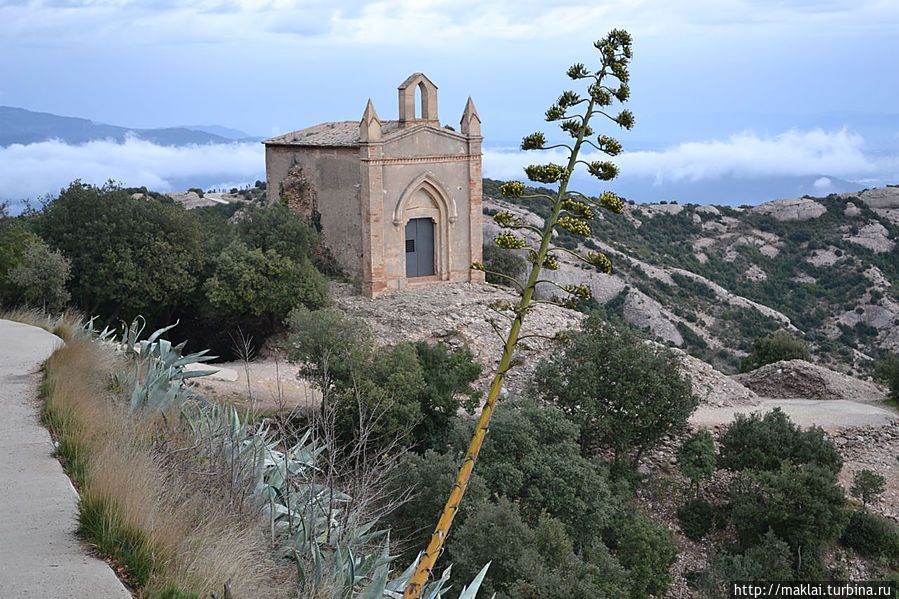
[0,319,130,598]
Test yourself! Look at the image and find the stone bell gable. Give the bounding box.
[263,74,484,297]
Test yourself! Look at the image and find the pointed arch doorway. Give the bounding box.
[405,217,435,278]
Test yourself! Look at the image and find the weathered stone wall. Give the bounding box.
[265,145,363,280]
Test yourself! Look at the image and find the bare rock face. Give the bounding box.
[733,359,887,402]
[844,202,861,217]
[672,348,759,407]
[332,282,584,392]
[806,247,840,267]
[844,221,896,254]
[859,187,899,210]
[623,288,683,345]
[750,198,827,221]
[859,187,899,226]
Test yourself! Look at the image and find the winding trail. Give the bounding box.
[0,319,130,598]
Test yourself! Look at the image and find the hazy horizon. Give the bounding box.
[2,0,898,208]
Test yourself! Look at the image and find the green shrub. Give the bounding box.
[449,399,615,549]
[740,331,810,372]
[874,352,899,403]
[448,498,631,599]
[385,449,490,565]
[535,316,697,463]
[841,510,899,559]
[851,469,887,507]
[677,498,715,541]
[483,244,526,286]
[718,408,842,474]
[607,510,677,599]
[678,430,716,489]
[730,464,847,555]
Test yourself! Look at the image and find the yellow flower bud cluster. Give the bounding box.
[493,211,518,228]
[553,295,580,310]
[561,199,594,220]
[521,132,546,151]
[470,262,487,271]
[599,192,624,214]
[586,251,612,274]
[500,181,526,198]
[587,161,618,181]
[567,63,589,79]
[597,135,622,156]
[564,284,592,302]
[557,215,591,237]
[495,232,527,250]
[525,163,570,184]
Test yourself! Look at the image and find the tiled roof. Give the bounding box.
[263,121,361,146]
[262,119,438,146]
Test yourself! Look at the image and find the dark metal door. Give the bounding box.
[405,218,435,278]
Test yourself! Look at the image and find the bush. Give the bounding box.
[448,498,632,599]
[6,238,71,312]
[677,498,715,541]
[448,399,615,548]
[699,531,795,596]
[385,449,490,565]
[874,352,899,402]
[483,244,526,287]
[607,510,677,599]
[851,469,887,507]
[678,430,716,489]
[718,408,842,474]
[841,510,899,559]
[740,331,810,372]
[203,240,328,321]
[730,464,848,555]
[535,317,698,463]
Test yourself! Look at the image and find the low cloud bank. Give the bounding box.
[0,137,265,204]
[484,128,899,187]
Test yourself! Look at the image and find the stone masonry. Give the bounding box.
[263,74,485,297]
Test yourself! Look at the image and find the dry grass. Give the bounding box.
[41,331,292,598]
[1,306,84,340]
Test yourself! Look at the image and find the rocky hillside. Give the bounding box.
[483,181,899,374]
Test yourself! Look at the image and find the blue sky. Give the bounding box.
[2,0,898,205]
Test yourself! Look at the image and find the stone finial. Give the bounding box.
[360,99,381,142]
[460,96,481,136]
[398,73,438,124]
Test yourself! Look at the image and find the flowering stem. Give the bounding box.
[403,96,597,599]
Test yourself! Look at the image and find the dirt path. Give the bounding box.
[0,319,131,598]
[691,397,898,430]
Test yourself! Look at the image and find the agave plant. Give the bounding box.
[91,316,219,415]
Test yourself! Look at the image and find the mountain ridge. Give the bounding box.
[0,106,261,147]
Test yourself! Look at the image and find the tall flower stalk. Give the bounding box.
[403,29,634,598]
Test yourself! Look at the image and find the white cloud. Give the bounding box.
[3,0,896,47]
[0,137,264,201]
[813,176,832,189]
[485,129,899,185]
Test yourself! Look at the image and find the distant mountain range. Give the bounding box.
[0,106,261,147]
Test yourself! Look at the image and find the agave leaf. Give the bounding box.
[145,320,178,346]
[456,562,491,599]
[357,560,391,599]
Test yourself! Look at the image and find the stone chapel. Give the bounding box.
[262,73,485,297]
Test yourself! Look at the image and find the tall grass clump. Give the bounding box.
[2,306,83,340]
[40,329,287,598]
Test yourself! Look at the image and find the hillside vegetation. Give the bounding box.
[484,179,899,375]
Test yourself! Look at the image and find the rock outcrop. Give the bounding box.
[733,359,887,402]
[750,197,827,221]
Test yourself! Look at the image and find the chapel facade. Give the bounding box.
[262,73,485,297]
